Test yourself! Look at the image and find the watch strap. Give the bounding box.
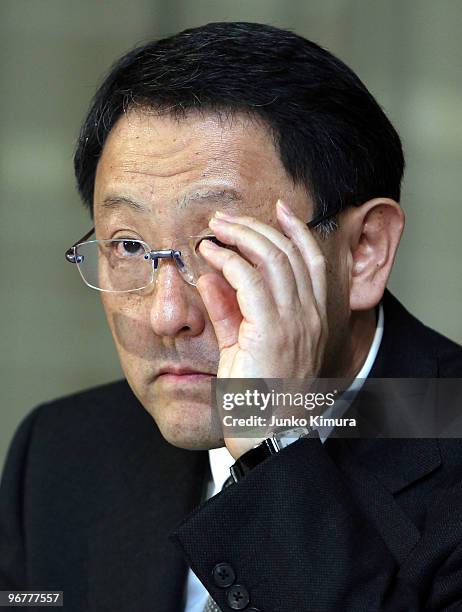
[229,426,318,482]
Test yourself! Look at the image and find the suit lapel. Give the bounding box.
[322,292,445,565]
[87,386,209,612]
[324,437,423,564]
[329,290,442,495]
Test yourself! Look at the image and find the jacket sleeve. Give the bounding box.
[0,406,41,589]
[170,437,462,611]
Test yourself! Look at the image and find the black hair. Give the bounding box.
[74,21,404,233]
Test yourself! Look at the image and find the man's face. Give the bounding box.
[94,109,345,449]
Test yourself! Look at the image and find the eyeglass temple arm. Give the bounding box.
[64,209,337,266]
[65,227,95,263]
[307,208,339,229]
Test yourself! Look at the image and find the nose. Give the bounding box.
[149,260,205,338]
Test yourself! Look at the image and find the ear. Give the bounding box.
[344,198,405,311]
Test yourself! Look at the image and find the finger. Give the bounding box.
[208,216,300,312]
[214,208,316,311]
[276,200,327,314]
[196,273,242,350]
[198,238,278,326]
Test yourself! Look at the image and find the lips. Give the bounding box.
[155,366,216,379]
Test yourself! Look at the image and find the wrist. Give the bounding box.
[229,427,319,482]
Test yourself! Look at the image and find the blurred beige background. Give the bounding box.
[1,0,461,472]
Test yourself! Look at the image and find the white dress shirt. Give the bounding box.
[183,303,384,611]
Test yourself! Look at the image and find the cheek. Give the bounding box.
[320,243,350,319]
[101,294,157,362]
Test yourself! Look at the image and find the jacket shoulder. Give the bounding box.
[26,378,152,463]
[36,378,134,415]
[416,319,462,376]
[2,379,136,481]
[0,379,160,532]
[381,291,462,377]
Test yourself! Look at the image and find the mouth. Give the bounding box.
[155,366,216,384]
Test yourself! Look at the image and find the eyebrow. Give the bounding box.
[100,188,244,213]
[101,195,147,212]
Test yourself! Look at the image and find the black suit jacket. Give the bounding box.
[1,291,462,611]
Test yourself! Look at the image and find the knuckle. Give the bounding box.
[222,250,240,273]
[308,308,323,335]
[240,215,256,226]
[267,248,289,267]
[310,254,326,270]
[311,319,322,338]
[250,270,266,289]
[239,322,265,345]
[284,241,300,260]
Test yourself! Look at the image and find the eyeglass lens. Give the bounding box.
[74,235,228,291]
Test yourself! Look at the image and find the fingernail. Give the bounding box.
[209,216,229,226]
[277,199,293,217]
[200,238,219,249]
[215,210,233,219]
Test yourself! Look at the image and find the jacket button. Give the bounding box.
[225,584,250,610]
[212,562,236,588]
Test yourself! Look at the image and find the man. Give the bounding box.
[1,21,461,611]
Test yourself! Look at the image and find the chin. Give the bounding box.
[147,396,223,450]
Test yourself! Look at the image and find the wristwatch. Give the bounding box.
[229,426,319,483]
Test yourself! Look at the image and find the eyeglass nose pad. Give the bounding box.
[143,248,197,287]
[144,252,159,270]
[173,250,198,286]
[144,249,186,272]
[173,250,185,269]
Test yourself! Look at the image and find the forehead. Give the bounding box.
[93,109,298,221]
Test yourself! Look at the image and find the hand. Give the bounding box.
[196,199,329,458]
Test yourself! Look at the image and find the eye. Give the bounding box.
[112,239,144,257]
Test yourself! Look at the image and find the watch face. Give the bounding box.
[274,426,311,450]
